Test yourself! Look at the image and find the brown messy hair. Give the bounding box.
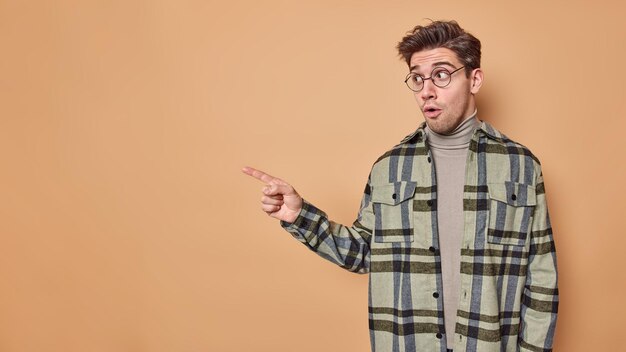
[396,20,481,77]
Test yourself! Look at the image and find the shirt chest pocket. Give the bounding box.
[371,181,416,243]
[487,182,536,246]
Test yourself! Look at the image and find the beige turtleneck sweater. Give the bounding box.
[424,112,480,348]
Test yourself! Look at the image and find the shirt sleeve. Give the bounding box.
[279,176,374,274]
[519,167,559,351]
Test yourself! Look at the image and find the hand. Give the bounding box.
[242,166,303,223]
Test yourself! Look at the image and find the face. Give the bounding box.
[408,47,483,134]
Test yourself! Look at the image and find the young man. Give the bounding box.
[243,20,558,352]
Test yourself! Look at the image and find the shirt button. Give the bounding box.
[426,200,433,206]
[436,333,442,339]
[429,247,440,255]
[427,156,432,163]
[433,292,439,298]
[511,194,517,201]
[392,193,397,200]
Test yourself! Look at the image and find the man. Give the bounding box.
[243,20,558,352]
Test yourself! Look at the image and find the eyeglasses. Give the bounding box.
[404,66,465,92]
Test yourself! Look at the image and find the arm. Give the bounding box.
[519,169,558,351]
[242,166,373,274]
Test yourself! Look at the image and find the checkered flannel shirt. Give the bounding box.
[281,120,558,352]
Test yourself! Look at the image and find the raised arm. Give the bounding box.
[242,165,373,273]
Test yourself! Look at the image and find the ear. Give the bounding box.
[469,68,483,94]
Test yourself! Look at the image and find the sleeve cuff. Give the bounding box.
[280,200,323,241]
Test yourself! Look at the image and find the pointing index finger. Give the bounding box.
[242,166,276,184]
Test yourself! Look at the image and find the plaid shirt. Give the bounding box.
[281,121,558,352]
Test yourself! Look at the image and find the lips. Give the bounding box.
[423,105,442,119]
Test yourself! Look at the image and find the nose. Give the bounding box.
[420,79,437,100]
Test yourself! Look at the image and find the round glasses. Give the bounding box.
[404,66,465,92]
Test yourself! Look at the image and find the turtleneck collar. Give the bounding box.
[424,110,480,150]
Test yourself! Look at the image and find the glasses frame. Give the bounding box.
[404,66,466,92]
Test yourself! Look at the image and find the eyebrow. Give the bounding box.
[409,61,457,72]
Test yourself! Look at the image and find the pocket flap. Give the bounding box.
[488,181,536,206]
[371,181,417,205]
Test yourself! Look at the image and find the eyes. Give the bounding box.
[433,69,451,80]
[409,68,452,85]
[403,65,465,92]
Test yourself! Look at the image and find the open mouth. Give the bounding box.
[423,106,442,118]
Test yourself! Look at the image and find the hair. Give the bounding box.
[396,20,481,77]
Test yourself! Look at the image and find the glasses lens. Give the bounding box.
[406,74,423,92]
[431,68,451,88]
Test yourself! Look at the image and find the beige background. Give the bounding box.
[1,0,625,351]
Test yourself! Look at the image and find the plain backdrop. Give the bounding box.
[1,0,625,351]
